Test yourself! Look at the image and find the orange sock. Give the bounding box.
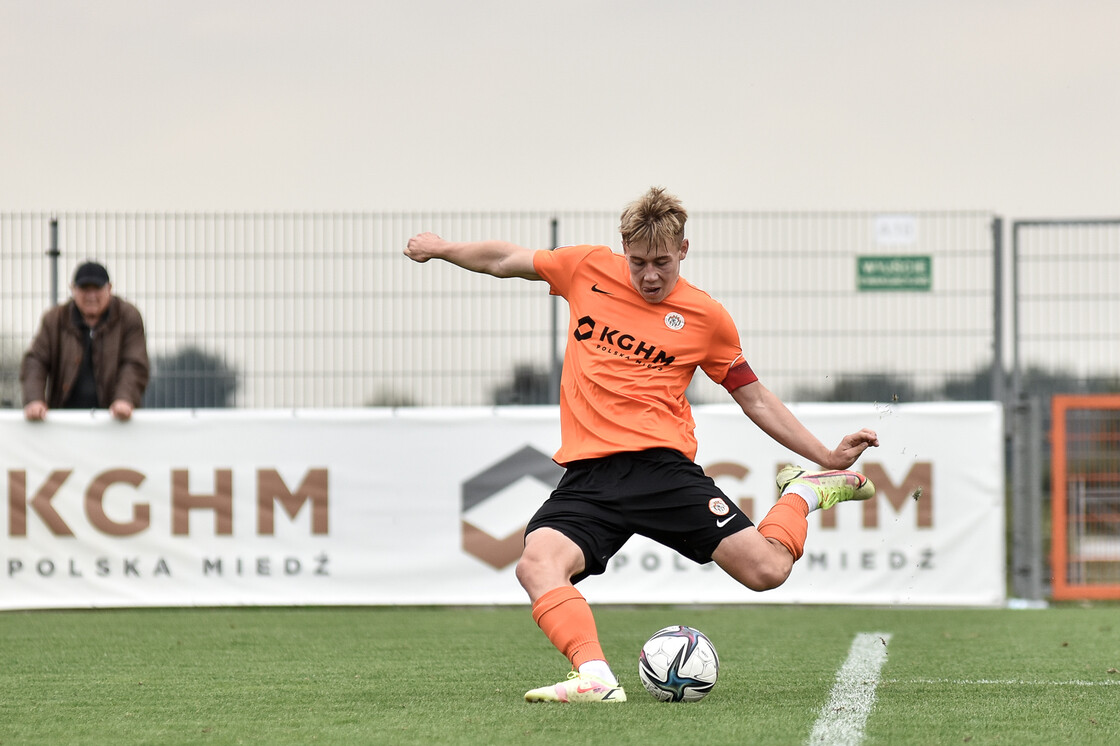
[757,494,810,561]
[531,586,605,668]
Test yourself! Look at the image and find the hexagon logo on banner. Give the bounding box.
[461,445,565,570]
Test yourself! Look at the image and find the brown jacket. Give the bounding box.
[20,296,150,409]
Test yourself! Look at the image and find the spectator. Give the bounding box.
[20,261,149,421]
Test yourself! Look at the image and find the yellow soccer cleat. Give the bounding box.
[776,465,875,510]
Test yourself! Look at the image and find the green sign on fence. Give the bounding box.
[857,255,932,291]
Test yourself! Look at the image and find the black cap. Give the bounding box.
[73,261,111,287]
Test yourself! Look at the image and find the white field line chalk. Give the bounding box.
[885,677,1120,687]
[807,632,892,746]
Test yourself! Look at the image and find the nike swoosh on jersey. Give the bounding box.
[715,515,737,528]
[591,284,612,294]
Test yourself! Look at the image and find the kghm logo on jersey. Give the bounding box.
[664,312,685,331]
[573,315,676,368]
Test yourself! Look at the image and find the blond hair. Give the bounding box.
[618,186,688,250]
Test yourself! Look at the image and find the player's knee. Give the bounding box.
[713,532,794,591]
[515,551,551,593]
[725,554,792,591]
[514,554,534,590]
[747,561,791,591]
[515,546,581,599]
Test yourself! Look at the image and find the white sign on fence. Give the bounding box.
[1,403,1004,609]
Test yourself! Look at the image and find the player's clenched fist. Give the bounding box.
[404,232,446,263]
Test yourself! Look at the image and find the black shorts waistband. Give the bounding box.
[564,447,687,472]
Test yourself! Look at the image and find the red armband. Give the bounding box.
[720,360,758,393]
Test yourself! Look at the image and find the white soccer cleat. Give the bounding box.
[524,671,627,703]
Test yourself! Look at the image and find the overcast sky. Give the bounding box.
[2,0,1118,218]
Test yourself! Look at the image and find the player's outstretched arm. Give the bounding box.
[731,381,878,470]
[405,232,541,280]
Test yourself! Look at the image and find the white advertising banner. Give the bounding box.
[1,403,1004,610]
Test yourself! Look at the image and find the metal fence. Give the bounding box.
[1008,219,1120,600]
[1012,219,1120,396]
[9,209,1120,603]
[1,211,999,410]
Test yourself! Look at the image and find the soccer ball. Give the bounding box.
[637,625,719,702]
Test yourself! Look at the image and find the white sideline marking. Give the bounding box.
[807,632,892,746]
[886,677,1120,687]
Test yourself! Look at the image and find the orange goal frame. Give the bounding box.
[1050,394,1120,600]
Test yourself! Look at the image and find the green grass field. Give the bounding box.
[2,604,1118,745]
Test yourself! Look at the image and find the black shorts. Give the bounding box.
[524,448,754,584]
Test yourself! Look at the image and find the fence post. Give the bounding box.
[48,216,60,306]
[991,216,1004,412]
[548,217,561,404]
[1010,394,1045,600]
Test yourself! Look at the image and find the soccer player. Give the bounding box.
[405,187,879,703]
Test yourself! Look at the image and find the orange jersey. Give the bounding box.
[533,245,757,464]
